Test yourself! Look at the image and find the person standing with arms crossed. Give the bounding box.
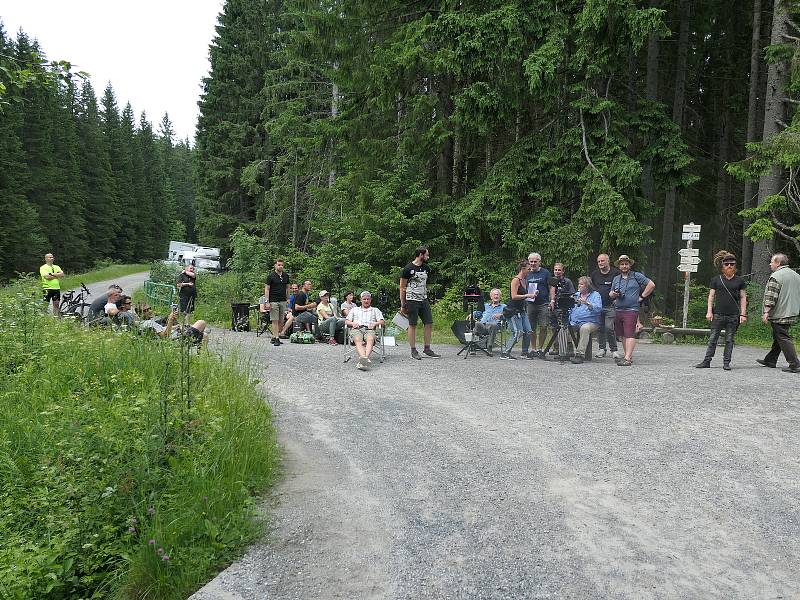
[40,253,64,316]
[694,251,747,370]
[264,258,290,346]
[609,255,655,366]
[590,253,621,359]
[758,253,800,373]
[400,246,441,359]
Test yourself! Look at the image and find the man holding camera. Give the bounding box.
[590,253,621,359]
[547,263,576,355]
[609,255,655,366]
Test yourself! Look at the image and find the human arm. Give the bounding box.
[762,277,780,323]
[739,287,748,324]
[159,311,178,338]
[639,277,655,303]
[706,289,715,321]
[399,277,408,314]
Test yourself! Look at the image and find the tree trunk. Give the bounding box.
[328,79,338,188]
[435,75,454,197]
[741,0,763,276]
[715,107,731,250]
[642,0,660,270]
[657,0,691,297]
[754,0,788,283]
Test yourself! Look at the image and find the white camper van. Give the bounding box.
[165,241,223,273]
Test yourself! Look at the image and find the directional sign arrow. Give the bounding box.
[677,264,699,273]
[678,248,700,257]
[681,232,700,241]
[682,223,702,233]
[679,256,701,265]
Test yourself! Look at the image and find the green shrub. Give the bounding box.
[0,280,279,599]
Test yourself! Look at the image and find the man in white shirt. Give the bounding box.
[345,291,385,370]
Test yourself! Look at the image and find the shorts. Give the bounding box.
[615,310,639,338]
[183,325,204,345]
[268,300,288,322]
[526,302,550,328]
[405,299,432,326]
[43,288,61,302]
[350,327,377,343]
[179,294,196,313]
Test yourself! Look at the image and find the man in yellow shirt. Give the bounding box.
[40,253,64,316]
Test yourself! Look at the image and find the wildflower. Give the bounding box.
[203,496,208,503]
[148,506,155,515]
[157,547,164,555]
[149,539,156,545]
[162,555,170,561]
[130,517,138,525]
[128,527,136,534]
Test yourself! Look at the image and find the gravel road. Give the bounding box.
[189,331,800,600]
[74,271,150,300]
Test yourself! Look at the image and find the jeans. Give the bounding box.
[597,307,618,351]
[319,317,345,337]
[764,321,800,367]
[703,314,739,364]
[504,313,532,353]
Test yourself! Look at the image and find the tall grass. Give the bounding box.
[0,279,279,599]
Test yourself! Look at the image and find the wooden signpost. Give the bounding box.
[677,223,701,328]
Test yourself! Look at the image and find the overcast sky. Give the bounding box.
[1,0,224,142]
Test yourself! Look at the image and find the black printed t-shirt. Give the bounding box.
[292,291,309,316]
[401,262,430,301]
[709,274,746,316]
[265,270,290,302]
[591,267,621,307]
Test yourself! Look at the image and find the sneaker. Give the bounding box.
[422,348,441,358]
[723,363,732,371]
[595,349,607,358]
[570,355,584,364]
[272,338,281,346]
[357,356,369,370]
[612,351,621,360]
[499,352,517,360]
[782,365,800,373]
[756,359,777,368]
[328,339,338,345]
[694,361,710,369]
[549,349,559,356]
[534,350,546,359]
[357,361,367,371]
[526,351,536,360]
[411,349,422,360]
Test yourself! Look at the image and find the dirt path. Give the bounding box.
[190,331,800,600]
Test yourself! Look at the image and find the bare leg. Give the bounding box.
[423,323,432,346]
[354,338,367,358]
[624,337,637,361]
[365,336,375,356]
[407,324,417,349]
[538,327,548,349]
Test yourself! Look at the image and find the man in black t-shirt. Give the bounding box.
[176,265,197,315]
[400,246,440,359]
[292,279,319,335]
[264,259,290,345]
[695,252,748,370]
[590,254,621,358]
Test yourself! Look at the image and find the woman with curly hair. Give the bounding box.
[695,250,748,370]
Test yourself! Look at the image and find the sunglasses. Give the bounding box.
[722,262,736,266]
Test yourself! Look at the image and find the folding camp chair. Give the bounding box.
[343,324,386,363]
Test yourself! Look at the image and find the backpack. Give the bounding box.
[289,331,315,344]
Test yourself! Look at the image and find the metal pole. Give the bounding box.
[681,239,692,328]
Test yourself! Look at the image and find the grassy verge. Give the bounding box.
[61,263,150,291]
[0,280,279,599]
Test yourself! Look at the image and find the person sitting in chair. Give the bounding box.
[569,276,602,364]
[292,280,318,334]
[345,291,385,371]
[468,288,506,354]
[340,291,356,317]
[316,290,345,344]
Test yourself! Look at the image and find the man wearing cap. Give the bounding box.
[346,291,385,370]
[609,255,655,366]
[316,290,345,344]
[758,253,800,373]
[40,253,64,316]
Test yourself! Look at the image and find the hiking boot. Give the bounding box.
[570,355,584,364]
[411,348,422,360]
[422,348,441,358]
[756,359,777,368]
[694,361,710,369]
[595,349,607,358]
[723,363,732,371]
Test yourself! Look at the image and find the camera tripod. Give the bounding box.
[456,300,492,359]
[542,308,579,361]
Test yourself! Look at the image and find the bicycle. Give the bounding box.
[59,283,92,321]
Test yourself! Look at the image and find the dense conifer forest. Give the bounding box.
[194,0,800,309]
[0,24,196,281]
